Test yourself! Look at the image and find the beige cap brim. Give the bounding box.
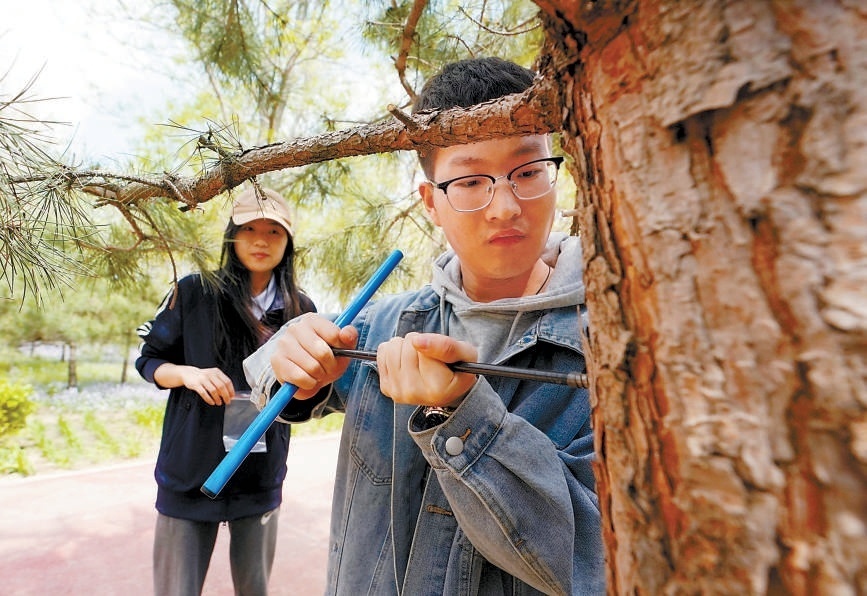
[231,187,293,235]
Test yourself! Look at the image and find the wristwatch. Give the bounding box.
[420,405,456,429]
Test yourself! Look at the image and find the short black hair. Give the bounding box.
[413,57,536,178]
[413,57,536,114]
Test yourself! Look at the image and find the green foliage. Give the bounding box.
[0,378,36,438]
[362,0,544,85]
[0,349,344,476]
[0,275,164,389]
[130,403,164,434]
[159,0,347,144]
[292,412,345,438]
[172,1,321,88]
[1,356,128,388]
[1,395,343,477]
[83,411,121,452]
[15,447,34,475]
[292,153,437,306]
[27,418,71,467]
[0,445,34,476]
[0,75,95,303]
[57,415,82,450]
[4,402,162,475]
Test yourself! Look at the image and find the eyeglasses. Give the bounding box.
[430,157,565,212]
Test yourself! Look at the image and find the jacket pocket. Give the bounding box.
[155,391,222,493]
[230,423,290,492]
[347,361,393,486]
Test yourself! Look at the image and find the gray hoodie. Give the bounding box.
[430,232,585,364]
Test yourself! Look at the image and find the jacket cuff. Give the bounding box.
[409,378,507,472]
[142,358,171,389]
[277,385,331,423]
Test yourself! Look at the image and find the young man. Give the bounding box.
[245,57,604,595]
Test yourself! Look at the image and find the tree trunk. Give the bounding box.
[120,334,131,385]
[67,342,78,390]
[536,0,867,593]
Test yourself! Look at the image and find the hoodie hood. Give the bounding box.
[431,232,584,313]
[430,232,584,362]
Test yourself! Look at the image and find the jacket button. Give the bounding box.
[445,436,464,456]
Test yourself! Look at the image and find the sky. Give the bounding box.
[1,0,190,163]
[1,0,394,311]
[2,0,396,166]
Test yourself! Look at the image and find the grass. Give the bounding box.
[292,411,345,437]
[0,382,168,476]
[1,356,130,393]
[0,347,344,478]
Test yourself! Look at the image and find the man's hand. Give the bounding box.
[270,313,359,400]
[376,332,478,407]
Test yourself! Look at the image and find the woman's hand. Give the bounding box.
[154,363,235,406]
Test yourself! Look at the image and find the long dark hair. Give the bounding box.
[211,220,304,372]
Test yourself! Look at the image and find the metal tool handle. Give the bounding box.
[332,348,588,388]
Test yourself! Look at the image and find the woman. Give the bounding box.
[136,186,316,596]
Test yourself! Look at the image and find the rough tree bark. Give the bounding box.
[7,2,863,590]
[77,86,560,208]
[535,0,867,593]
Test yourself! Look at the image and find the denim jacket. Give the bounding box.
[246,286,604,595]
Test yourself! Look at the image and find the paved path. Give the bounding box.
[0,433,339,595]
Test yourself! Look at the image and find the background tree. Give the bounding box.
[2,0,552,307]
[0,75,92,303]
[0,275,162,387]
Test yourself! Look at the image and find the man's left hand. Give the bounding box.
[376,332,478,407]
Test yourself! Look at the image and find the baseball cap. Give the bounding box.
[231,187,293,235]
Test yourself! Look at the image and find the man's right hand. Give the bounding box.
[270,313,359,400]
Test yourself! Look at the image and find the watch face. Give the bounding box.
[421,406,455,429]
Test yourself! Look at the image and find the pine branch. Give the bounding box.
[392,0,428,102]
[68,77,561,208]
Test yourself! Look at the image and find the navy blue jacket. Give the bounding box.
[136,273,316,522]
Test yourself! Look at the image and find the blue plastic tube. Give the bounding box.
[201,249,404,498]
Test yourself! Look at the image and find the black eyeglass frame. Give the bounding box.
[430,156,565,212]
